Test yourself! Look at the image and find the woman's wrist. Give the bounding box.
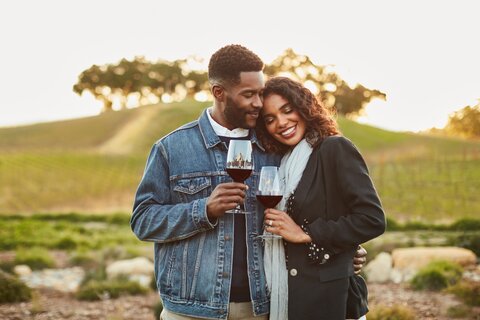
[302,232,313,243]
[299,230,312,243]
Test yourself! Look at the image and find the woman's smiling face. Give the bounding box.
[261,93,307,147]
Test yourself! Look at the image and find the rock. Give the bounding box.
[129,274,152,288]
[389,268,403,284]
[13,265,32,276]
[19,267,85,292]
[364,252,392,283]
[463,264,480,282]
[106,257,154,282]
[391,246,477,282]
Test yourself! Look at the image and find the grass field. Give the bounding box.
[0,99,479,222]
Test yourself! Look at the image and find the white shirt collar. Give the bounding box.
[207,107,249,138]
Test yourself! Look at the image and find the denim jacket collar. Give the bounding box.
[198,108,266,152]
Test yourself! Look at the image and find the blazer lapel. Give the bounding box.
[292,148,319,220]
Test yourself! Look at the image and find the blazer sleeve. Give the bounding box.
[306,136,386,254]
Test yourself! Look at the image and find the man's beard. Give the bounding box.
[224,96,250,129]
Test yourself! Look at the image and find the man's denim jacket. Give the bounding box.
[131,109,280,319]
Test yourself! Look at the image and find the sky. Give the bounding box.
[0,0,479,132]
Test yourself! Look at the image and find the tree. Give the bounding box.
[73,64,114,112]
[108,57,148,109]
[73,48,385,115]
[145,59,186,101]
[445,102,480,138]
[264,48,386,116]
[73,57,165,111]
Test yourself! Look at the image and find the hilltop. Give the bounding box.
[0,100,479,221]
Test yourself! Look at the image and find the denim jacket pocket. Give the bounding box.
[173,176,212,202]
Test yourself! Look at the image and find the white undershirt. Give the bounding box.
[207,107,249,138]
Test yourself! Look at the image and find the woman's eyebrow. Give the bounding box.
[263,103,290,117]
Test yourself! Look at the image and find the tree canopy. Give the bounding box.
[445,102,480,138]
[73,49,385,115]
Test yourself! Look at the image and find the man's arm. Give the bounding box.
[130,142,246,243]
[130,143,216,243]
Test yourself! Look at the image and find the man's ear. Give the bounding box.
[212,85,225,100]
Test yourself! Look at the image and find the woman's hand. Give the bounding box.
[264,208,312,243]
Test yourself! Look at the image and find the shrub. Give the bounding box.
[101,246,130,261]
[446,305,471,318]
[446,281,480,306]
[153,300,163,320]
[384,217,480,232]
[410,260,463,291]
[448,233,480,256]
[106,212,131,225]
[76,279,147,301]
[0,260,16,273]
[54,236,78,250]
[14,248,55,270]
[69,251,98,268]
[385,217,401,231]
[80,265,107,286]
[0,270,32,303]
[449,218,480,231]
[368,304,416,320]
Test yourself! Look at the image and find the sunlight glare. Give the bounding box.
[161,94,173,103]
[194,91,209,102]
[304,80,319,95]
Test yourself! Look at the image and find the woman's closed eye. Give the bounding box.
[282,106,293,114]
[264,116,275,125]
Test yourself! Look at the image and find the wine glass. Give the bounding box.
[256,166,282,239]
[225,140,253,214]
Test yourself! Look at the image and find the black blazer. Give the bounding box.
[286,136,386,319]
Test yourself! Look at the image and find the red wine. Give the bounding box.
[226,168,252,182]
[256,195,282,208]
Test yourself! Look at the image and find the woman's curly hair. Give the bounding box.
[257,77,340,154]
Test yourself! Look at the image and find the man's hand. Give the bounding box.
[353,245,367,274]
[206,182,247,219]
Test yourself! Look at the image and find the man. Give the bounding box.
[131,45,366,320]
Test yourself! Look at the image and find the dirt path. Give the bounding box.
[369,283,479,320]
[1,283,478,320]
[0,289,159,320]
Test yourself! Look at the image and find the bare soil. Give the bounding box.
[1,283,479,320]
[369,283,479,320]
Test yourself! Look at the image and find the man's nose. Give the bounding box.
[252,94,262,108]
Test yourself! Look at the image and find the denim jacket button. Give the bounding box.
[225,235,231,241]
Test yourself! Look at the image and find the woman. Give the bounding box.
[256,77,386,320]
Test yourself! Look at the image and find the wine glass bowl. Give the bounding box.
[256,166,283,239]
[225,140,253,214]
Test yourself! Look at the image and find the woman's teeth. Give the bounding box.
[281,126,295,137]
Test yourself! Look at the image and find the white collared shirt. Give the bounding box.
[207,107,249,138]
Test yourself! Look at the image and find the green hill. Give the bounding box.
[0,100,479,222]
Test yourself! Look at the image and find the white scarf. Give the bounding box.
[264,139,313,320]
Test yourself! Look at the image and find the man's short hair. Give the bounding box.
[208,44,264,87]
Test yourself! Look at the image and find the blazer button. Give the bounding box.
[289,268,297,276]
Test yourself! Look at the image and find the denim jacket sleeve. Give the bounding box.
[130,142,217,243]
